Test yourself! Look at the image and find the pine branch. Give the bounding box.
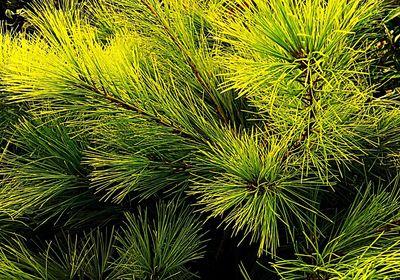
[140,0,229,124]
[75,73,196,141]
[282,64,321,161]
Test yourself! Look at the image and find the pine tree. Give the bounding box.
[1,0,400,279]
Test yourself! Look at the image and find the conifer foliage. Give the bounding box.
[1,0,400,279]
